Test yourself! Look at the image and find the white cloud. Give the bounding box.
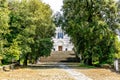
[42,0,63,14]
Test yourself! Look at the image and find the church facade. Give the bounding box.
[52,27,74,51]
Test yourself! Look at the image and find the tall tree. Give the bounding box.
[7,0,55,66]
[28,0,55,64]
[0,0,9,63]
[59,0,120,65]
[115,0,120,59]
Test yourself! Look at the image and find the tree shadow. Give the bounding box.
[20,62,80,70]
[60,57,80,62]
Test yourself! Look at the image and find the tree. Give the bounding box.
[114,0,120,59]
[27,0,55,64]
[6,0,32,65]
[59,0,120,65]
[0,0,9,64]
[7,0,55,66]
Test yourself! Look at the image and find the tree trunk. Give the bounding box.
[84,58,92,65]
[17,59,20,66]
[84,53,92,65]
[87,52,93,65]
[87,58,92,65]
[23,53,28,66]
[75,52,80,62]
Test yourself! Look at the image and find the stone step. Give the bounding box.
[40,51,77,62]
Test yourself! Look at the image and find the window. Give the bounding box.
[57,32,64,39]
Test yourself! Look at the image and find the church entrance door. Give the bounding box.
[58,46,62,51]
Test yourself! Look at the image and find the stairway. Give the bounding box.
[40,51,77,62]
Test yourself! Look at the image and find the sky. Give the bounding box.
[42,0,63,14]
[42,0,119,14]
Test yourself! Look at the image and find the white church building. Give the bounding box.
[52,27,74,51]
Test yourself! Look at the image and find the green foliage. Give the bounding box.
[27,0,55,64]
[0,0,9,61]
[7,40,21,60]
[38,38,53,57]
[57,0,120,65]
[0,0,55,65]
[114,36,120,58]
[32,38,53,61]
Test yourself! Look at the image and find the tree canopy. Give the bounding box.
[55,0,120,65]
[0,0,9,62]
[0,0,55,66]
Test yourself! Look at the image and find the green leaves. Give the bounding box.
[28,0,55,63]
[114,37,120,59]
[59,0,120,65]
[0,0,9,61]
[37,38,53,57]
[0,0,55,65]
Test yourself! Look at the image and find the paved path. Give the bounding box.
[58,63,92,80]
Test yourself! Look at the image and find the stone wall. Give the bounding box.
[118,59,120,71]
[114,59,120,72]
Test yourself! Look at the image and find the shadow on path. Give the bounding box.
[27,62,80,70]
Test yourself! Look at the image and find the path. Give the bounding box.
[58,63,92,80]
[1,62,120,80]
[38,62,92,80]
[0,62,92,80]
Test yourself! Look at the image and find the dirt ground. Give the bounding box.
[0,62,120,80]
[64,62,120,80]
[0,67,74,80]
[74,68,120,80]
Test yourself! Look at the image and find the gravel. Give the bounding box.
[59,64,92,80]
[0,62,120,80]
